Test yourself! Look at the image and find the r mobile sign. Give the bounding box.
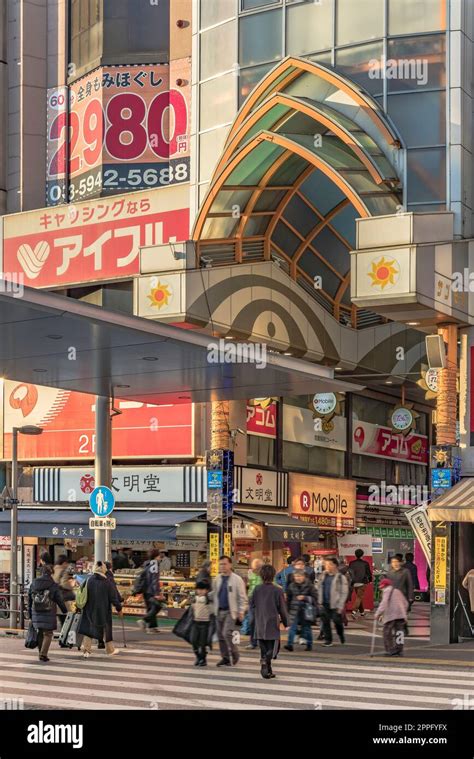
[289,473,356,530]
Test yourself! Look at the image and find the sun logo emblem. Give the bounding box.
[368,256,399,290]
[147,281,172,309]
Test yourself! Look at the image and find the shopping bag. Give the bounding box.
[172,606,194,643]
[24,622,38,649]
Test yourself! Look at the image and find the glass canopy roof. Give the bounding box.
[193,57,404,327]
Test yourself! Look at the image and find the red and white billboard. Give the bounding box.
[46,60,191,205]
[3,381,194,460]
[352,420,428,465]
[246,402,277,438]
[3,186,189,288]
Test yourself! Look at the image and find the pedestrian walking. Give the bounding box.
[275,556,294,591]
[316,557,348,647]
[349,549,372,619]
[212,555,247,667]
[135,549,162,633]
[53,554,76,626]
[376,578,408,657]
[386,555,414,635]
[284,568,318,651]
[404,553,420,591]
[28,564,68,663]
[250,564,289,679]
[338,558,352,627]
[190,581,215,666]
[245,557,263,650]
[78,561,123,658]
[302,554,316,583]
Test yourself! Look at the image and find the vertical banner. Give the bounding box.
[405,504,432,565]
[434,536,448,604]
[209,532,219,578]
[46,86,69,206]
[223,533,232,558]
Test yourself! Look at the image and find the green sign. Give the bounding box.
[394,528,401,538]
[380,528,388,537]
[387,528,395,538]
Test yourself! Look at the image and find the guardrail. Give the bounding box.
[0,586,30,629]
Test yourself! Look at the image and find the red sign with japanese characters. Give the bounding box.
[352,420,428,465]
[3,186,189,287]
[246,402,277,438]
[3,380,194,460]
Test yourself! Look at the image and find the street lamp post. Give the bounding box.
[9,425,43,629]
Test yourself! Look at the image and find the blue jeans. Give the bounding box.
[288,620,312,647]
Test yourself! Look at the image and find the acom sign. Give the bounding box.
[289,473,356,530]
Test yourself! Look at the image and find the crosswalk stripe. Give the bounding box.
[0,669,464,707]
[2,657,472,694]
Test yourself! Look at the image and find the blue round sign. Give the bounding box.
[89,486,115,517]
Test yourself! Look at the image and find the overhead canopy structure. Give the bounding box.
[236,509,320,542]
[0,282,356,403]
[193,57,403,327]
[428,479,474,523]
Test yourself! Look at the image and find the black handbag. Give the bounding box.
[25,622,39,649]
[172,606,194,643]
[303,601,316,624]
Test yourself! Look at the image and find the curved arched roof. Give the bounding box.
[193,57,404,325]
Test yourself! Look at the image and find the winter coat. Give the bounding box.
[386,567,414,602]
[137,559,161,598]
[348,558,372,585]
[195,566,212,587]
[462,569,474,612]
[275,565,293,591]
[53,564,76,609]
[78,572,122,642]
[247,571,263,598]
[286,567,315,588]
[28,574,67,631]
[316,571,349,613]
[286,578,318,623]
[250,583,289,640]
[212,572,248,621]
[106,569,123,607]
[376,586,408,624]
[404,561,420,591]
[113,552,130,571]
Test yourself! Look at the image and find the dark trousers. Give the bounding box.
[191,621,210,660]
[320,604,345,643]
[37,629,53,657]
[383,619,405,654]
[258,639,276,662]
[144,596,160,628]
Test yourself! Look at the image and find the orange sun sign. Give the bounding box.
[368,256,399,290]
[148,281,172,309]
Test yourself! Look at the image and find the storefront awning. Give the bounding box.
[428,479,474,523]
[0,509,205,541]
[235,510,320,542]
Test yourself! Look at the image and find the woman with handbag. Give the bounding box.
[250,564,289,679]
[284,569,318,652]
[28,564,68,662]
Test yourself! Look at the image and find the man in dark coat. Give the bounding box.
[250,564,289,679]
[28,565,67,662]
[136,549,162,633]
[285,569,318,651]
[349,548,373,618]
[404,553,420,592]
[387,556,414,604]
[78,561,122,657]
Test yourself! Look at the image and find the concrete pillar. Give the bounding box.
[436,325,458,445]
[94,396,112,563]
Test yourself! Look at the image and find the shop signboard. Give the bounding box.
[232,518,262,540]
[431,468,452,490]
[207,471,223,489]
[246,402,277,438]
[434,536,447,605]
[283,405,346,451]
[23,545,35,588]
[289,473,356,530]
[34,465,207,504]
[234,466,288,509]
[89,517,116,530]
[353,420,428,464]
[372,537,383,553]
[46,60,191,205]
[5,381,194,461]
[209,532,219,577]
[405,504,431,565]
[3,186,189,289]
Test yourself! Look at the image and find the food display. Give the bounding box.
[114,570,196,619]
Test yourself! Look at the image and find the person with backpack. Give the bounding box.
[78,561,123,658]
[251,564,289,679]
[376,578,409,656]
[53,555,76,626]
[28,564,68,662]
[284,568,318,652]
[316,557,349,646]
[349,549,372,618]
[135,549,162,633]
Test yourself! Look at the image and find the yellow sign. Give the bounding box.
[434,536,447,589]
[289,473,356,530]
[209,533,220,577]
[223,532,232,558]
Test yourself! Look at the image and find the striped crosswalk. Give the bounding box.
[0,644,472,710]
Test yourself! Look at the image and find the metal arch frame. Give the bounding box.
[289,197,351,279]
[228,56,401,150]
[214,93,393,187]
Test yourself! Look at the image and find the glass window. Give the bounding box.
[200,74,237,131]
[239,62,274,104]
[336,42,384,96]
[247,435,275,467]
[242,0,279,9]
[283,441,345,477]
[103,0,170,60]
[201,0,236,29]
[201,21,237,79]
[389,0,446,35]
[70,0,102,74]
[387,35,446,92]
[407,148,446,203]
[240,8,282,66]
[199,126,232,182]
[352,395,391,425]
[388,92,445,147]
[286,0,334,56]
[336,0,383,46]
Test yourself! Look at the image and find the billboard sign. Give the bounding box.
[3,380,194,460]
[46,60,191,205]
[246,401,277,438]
[290,473,356,530]
[3,186,189,288]
[352,420,428,465]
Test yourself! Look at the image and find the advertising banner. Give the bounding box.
[283,404,346,450]
[352,420,428,465]
[337,534,374,611]
[234,466,288,509]
[246,402,277,438]
[3,380,194,460]
[405,504,432,565]
[434,535,447,604]
[4,186,189,288]
[46,60,191,205]
[290,473,356,530]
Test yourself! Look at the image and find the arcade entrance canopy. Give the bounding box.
[193,57,404,328]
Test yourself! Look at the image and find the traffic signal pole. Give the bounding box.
[94,396,112,563]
